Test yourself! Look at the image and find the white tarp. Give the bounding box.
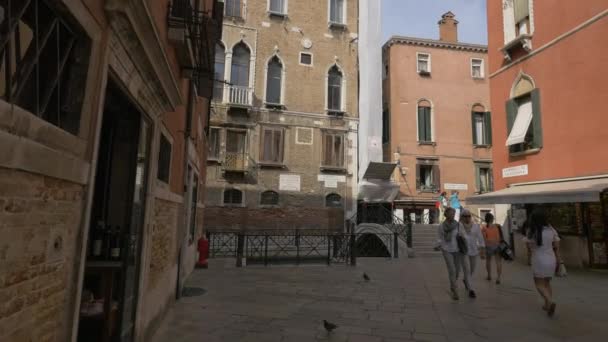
[506,100,533,146]
[358,179,401,203]
[358,0,383,180]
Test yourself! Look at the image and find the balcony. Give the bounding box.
[228,85,253,108]
[223,152,254,173]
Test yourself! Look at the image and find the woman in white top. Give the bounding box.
[524,209,561,317]
[460,209,486,278]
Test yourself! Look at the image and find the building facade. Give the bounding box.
[383,12,493,223]
[204,0,359,232]
[474,0,608,268]
[0,0,222,341]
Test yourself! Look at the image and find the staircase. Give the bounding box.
[412,224,442,258]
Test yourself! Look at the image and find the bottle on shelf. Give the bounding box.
[103,223,112,260]
[91,221,104,259]
[110,226,121,261]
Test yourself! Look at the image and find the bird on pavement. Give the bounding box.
[363,273,370,281]
[323,320,338,332]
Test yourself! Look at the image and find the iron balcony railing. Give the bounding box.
[227,85,253,106]
[223,152,253,172]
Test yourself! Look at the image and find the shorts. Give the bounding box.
[486,245,500,256]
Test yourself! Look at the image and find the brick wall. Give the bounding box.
[204,207,344,232]
[0,167,84,342]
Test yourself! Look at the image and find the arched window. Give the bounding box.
[507,74,541,153]
[213,43,225,100]
[471,104,491,146]
[223,189,243,205]
[231,43,250,88]
[265,56,283,105]
[417,100,432,143]
[260,190,279,205]
[327,65,343,112]
[325,193,343,208]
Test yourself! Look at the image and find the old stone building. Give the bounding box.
[204,0,359,232]
[383,12,494,223]
[0,0,221,341]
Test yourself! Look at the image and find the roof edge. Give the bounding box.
[383,35,488,53]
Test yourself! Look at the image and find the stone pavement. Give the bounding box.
[152,256,608,342]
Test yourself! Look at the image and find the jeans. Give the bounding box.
[442,250,472,291]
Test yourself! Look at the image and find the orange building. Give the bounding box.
[383,12,493,223]
[471,1,608,268]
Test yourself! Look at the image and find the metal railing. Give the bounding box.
[228,85,253,106]
[223,152,251,171]
[207,230,401,267]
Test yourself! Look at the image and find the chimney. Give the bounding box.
[438,11,459,43]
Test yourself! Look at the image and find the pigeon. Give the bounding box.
[363,273,370,281]
[323,320,338,332]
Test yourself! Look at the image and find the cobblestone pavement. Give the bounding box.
[152,256,608,342]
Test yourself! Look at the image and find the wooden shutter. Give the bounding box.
[475,165,481,193]
[415,163,421,189]
[489,167,495,191]
[531,89,543,148]
[424,108,432,142]
[506,99,518,136]
[432,165,441,191]
[471,111,478,145]
[485,111,493,145]
[417,107,425,141]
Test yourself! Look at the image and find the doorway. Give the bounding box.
[588,191,608,268]
[77,80,152,341]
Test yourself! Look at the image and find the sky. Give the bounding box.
[382,0,488,45]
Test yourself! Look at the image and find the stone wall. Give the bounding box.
[204,207,345,232]
[0,167,84,342]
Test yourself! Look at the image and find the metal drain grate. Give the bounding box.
[181,287,207,297]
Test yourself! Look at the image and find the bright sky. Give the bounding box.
[382,0,488,45]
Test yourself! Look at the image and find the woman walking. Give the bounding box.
[460,209,486,279]
[435,207,475,300]
[482,213,503,284]
[525,209,561,317]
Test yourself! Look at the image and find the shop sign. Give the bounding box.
[444,183,468,190]
[502,164,528,178]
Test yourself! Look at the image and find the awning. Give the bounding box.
[467,177,608,204]
[506,100,533,146]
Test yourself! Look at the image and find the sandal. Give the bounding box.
[547,303,556,317]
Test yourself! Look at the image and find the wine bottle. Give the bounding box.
[103,224,112,260]
[92,221,104,259]
[110,226,121,260]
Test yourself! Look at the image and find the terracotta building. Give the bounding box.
[470,1,608,268]
[0,0,222,341]
[382,12,493,223]
[204,0,359,232]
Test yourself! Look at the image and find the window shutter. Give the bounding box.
[485,111,493,145]
[471,111,478,145]
[475,165,481,193]
[415,164,421,189]
[506,99,518,135]
[489,168,495,191]
[432,165,440,191]
[417,107,424,141]
[425,108,432,142]
[531,89,543,148]
[514,0,530,23]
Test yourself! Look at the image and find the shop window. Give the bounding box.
[260,190,279,205]
[0,0,91,135]
[322,131,345,170]
[260,126,284,165]
[326,193,343,208]
[157,133,172,183]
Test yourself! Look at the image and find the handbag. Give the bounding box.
[456,225,468,254]
[555,261,567,277]
[496,225,514,261]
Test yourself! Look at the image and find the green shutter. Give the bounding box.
[471,111,478,145]
[489,168,495,191]
[475,165,480,193]
[485,111,493,145]
[531,89,543,148]
[506,99,518,136]
[425,108,432,142]
[417,108,424,142]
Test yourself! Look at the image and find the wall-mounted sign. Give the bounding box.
[502,164,529,178]
[279,174,301,192]
[444,183,468,190]
[318,175,346,189]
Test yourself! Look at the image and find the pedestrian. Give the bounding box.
[482,213,503,284]
[435,207,475,300]
[525,209,561,317]
[449,191,462,221]
[460,209,486,279]
[437,191,448,223]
